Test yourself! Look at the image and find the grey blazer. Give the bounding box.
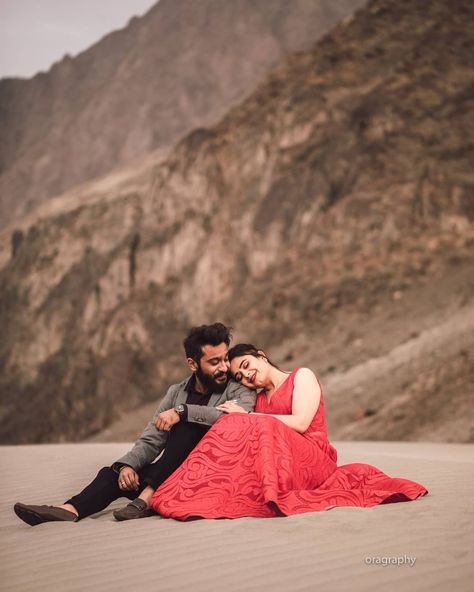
[114,377,256,471]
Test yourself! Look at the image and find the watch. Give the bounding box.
[174,404,186,417]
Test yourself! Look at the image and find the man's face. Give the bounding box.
[189,342,230,393]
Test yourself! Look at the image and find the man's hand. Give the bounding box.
[118,466,140,491]
[155,409,180,431]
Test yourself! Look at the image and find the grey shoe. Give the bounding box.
[14,503,78,526]
[113,498,155,521]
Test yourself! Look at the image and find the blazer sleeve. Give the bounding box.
[186,381,256,427]
[229,381,257,412]
[112,385,179,472]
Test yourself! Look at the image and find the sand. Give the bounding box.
[1,441,473,592]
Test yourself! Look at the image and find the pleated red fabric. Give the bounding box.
[151,369,428,519]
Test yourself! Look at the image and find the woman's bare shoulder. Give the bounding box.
[294,367,319,383]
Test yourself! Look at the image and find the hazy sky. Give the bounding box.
[0,0,157,79]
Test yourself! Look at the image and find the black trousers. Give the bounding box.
[65,421,209,519]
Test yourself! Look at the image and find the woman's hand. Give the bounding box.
[216,400,248,414]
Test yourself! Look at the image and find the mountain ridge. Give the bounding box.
[0,0,365,228]
[0,0,472,444]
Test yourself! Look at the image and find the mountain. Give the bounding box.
[0,0,473,444]
[0,0,365,229]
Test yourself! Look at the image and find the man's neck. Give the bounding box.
[194,374,210,395]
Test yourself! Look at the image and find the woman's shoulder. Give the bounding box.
[293,367,318,379]
[293,367,321,389]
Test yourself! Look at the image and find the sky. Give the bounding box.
[0,0,157,79]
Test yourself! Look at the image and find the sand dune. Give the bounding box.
[1,442,473,592]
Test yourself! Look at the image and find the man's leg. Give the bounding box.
[14,466,141,526]
[113,422,208,520]
[64,466,139,519]
[143,421,209,490]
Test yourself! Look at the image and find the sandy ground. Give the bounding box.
[1,442,473,592]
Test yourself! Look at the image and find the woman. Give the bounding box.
[150,344,428,519]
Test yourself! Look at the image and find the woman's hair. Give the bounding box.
[228,343,278,368]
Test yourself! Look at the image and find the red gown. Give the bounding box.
[150,369,428,519]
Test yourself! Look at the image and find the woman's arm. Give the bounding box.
[217,368,321,434]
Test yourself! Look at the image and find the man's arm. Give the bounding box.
[185,381,256,427]
[112,384,180,472]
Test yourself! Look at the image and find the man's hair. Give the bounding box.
[183,322,232,362]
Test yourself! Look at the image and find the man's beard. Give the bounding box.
[195,366,229,394]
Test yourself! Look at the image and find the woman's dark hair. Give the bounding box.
[228,343,278,368]
[183,322,232,362]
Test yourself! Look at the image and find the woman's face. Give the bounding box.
[230,354,269,389]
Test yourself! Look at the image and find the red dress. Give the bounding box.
[150,369,428,519]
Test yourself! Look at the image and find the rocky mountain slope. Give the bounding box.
[0,0,365,228]
[1,0,473,444]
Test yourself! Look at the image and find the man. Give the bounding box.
[14,323,255,525]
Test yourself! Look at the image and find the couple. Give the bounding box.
[14,322,428,526]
